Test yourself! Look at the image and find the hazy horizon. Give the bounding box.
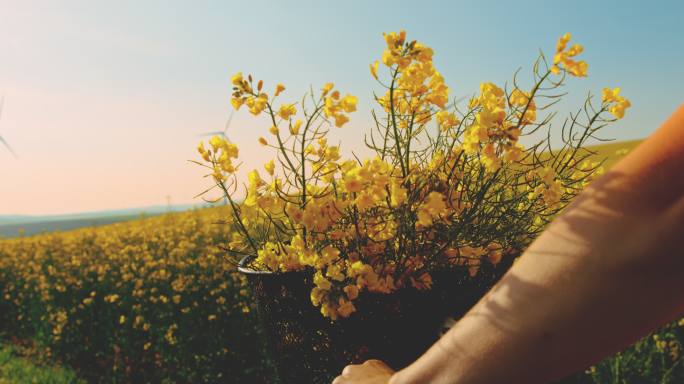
[1,0,682,215]
[0,202,202,219]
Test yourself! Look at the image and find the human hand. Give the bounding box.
[332,359,395,384]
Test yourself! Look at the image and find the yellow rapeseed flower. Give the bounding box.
[334,114,349,128]
[322,82,334,95]
[343,285,359,300]
[231,72,243,86]
[278,103,296,120]
[370,60,379,80]
[340,95,358,113]
[264,160,275,175]
[275,83,285,97]
[290,119,303,135]
[551,33,588,77]
[602,87,631,119]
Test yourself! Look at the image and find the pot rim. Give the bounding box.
[237,255,275,275]
[237,254,516,277]
[237,255,312,276]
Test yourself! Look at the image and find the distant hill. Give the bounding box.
[0,204,210,238]
[581,139,643,169]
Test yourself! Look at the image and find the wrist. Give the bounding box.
[388,369,409,384]
[389,360,443,384]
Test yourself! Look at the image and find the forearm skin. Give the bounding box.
[391,104,684,384]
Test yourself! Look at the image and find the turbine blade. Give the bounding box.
[197,131,224,137]
[0,136,17,158]
[223,109,235,134]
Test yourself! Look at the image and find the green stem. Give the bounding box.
[389,69,407,177]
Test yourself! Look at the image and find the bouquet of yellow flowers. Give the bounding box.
[197,30,630,323]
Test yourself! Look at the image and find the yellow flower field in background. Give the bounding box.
[0,208,272,383]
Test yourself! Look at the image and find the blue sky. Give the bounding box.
[0,0,682,214]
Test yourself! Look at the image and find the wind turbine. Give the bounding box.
[198,109,234,140]
[0,96,17,158]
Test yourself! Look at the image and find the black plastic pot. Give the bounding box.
[238,256,513,384]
